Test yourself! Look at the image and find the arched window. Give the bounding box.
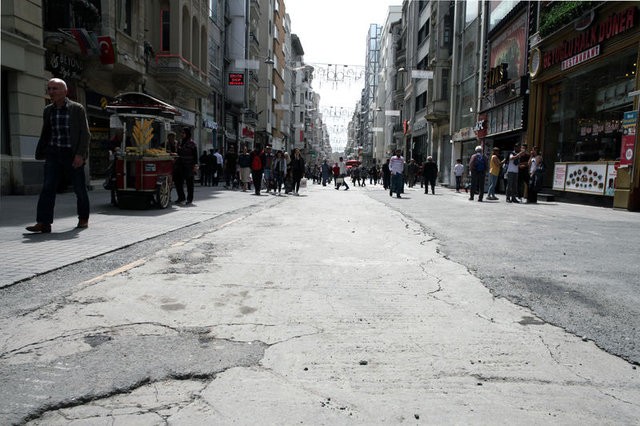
[181,6,190,61]
[192,16,199,68]
[200,25,207,74]
[160,0,171,52]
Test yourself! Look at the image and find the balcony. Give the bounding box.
[148,54,210,97]
[425,100,450,123]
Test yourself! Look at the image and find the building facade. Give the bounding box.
[2,0,213,194]
[528,1,640,209]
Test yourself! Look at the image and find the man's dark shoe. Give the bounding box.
[77,219,89,229]
[26,223,51,233]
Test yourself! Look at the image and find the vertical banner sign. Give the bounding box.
[621,111,637,167]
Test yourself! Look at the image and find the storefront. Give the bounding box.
[479,8,530,192]
[411,117,428,163]
[528,3,640,209]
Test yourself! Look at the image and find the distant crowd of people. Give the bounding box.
[172,141,545,205]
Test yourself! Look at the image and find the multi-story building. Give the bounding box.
[288,33,305,153]
[527,1,640,209]
[423,1,453,175]
[1,0,46,194]
[206,0,227,151]
[477,1,530,185]
[227,0,252,150]
[375,6,402,165]
[450,0,485,186]
[360,24,382,165]
[1,0,211,195]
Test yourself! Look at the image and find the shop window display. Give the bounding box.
[544,50,636,163]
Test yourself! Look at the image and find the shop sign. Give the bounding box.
[487,63,509,89]
[554,162,617,195]
[45,51,84,80]
[561,45,600,70]
[474,115,488,138]
[203,118,218,130]
[413,118,427,133]
[620,110,637,167]
[543,6,637,70]
[605,163,618,196]
[175,107,195,126]
[553,163,567,190]
[487,14,528,79]
[228,73,245,86]
[241,124,255,142]
[452,127,474,142]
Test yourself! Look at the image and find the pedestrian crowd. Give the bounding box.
[25,77,545,234]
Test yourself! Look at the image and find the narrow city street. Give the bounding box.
[1,183,639,424]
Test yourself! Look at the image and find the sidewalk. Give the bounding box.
[0,182,264,288]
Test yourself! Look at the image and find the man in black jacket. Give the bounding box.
[173,127,198,205]
[27,78,91,233]
[468,146,487,202]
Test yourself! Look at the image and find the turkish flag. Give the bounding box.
[98,36,115,65]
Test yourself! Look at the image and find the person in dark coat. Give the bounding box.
[26,78,91,233]
[422,156,438,195]
[173,127,198,205]
[382,159,391,190]
[290,148,306,195]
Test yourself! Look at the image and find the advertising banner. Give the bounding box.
[620,110,637,167]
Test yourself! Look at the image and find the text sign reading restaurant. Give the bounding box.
[228,73,245,86]
[561,45,600,70]
[543,6,637,70]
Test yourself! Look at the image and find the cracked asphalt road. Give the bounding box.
[1,184,639,424]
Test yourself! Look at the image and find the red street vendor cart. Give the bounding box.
[106,92,180,209]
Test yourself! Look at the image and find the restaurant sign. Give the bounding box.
[543,6,637,70]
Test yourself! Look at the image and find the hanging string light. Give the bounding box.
[310,63,366,89]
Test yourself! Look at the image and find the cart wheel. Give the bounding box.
[155,177,171,209]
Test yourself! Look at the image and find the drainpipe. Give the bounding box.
[449,0,460,174]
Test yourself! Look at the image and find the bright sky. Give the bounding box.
[285,0,403,152]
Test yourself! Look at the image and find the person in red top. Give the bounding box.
[332,163,341,189]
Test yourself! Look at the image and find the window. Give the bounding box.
[441,69,450,101]
[118,0,132,36]
[43,0,101,31]
[544,50,636,163]
[488,0,519,32]
[161,9,170,51]
[417,20,430,45]
[415,92,427,112]
[1,71,10,156]
[465,1,479,26]
[209,0,218,20]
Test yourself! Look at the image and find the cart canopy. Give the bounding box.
[107,92,180,120]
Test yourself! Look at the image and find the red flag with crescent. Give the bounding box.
[98,36,115,65]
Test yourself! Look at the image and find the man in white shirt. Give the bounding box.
[506,143,525,203]
[213,148,224,186]
[389,149,405,198]
[337,157,349,190]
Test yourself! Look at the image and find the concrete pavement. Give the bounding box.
[1,181,638,424]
